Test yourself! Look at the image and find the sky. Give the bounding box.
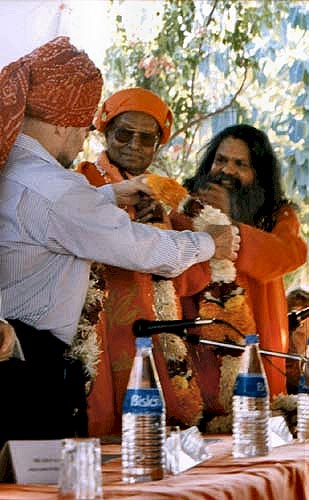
[0,0,162,69]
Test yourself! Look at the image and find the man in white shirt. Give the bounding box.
[0,37,239,445]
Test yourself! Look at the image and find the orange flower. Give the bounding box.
[199,294,255,345]
[146,173,188,209]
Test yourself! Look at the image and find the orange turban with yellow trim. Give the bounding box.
[0,36,103,169]
[94,87,173,144]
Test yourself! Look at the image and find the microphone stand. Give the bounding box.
[133,318,307,363]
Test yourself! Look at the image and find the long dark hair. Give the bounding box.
[184,124,289,231]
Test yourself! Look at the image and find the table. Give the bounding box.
[0,437,307,499]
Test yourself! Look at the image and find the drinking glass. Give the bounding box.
[58,438,103,499]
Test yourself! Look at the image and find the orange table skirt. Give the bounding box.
[0,436,307,500]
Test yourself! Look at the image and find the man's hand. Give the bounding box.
[207,224,240,260]
[112,175,153,206]
[134,194,169,225]
[0,320,16,361]
[197,183,231,217]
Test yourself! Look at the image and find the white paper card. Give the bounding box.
[0,440,62,484]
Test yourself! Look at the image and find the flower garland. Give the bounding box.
[146,173,256,342]
[146,173,257,431]
[152,278,204,426]
[68,266,106,394]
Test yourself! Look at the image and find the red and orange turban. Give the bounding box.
[94,87,173,144]
[0,36,103,169]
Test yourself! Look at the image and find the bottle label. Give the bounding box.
[234,374,267,397]
[298,375,309,394]
[123,388,164,415]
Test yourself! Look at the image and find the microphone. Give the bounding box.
[288,307,309,331]
[133,318,215,337]
[133,318,306,362]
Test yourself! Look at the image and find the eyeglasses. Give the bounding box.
[113,127,160,147]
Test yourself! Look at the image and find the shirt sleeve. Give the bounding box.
[44,183,216,278]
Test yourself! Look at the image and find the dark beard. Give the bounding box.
[199,172,265,226]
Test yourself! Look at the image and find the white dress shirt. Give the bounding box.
[0,134,215,343]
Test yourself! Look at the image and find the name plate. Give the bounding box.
[0,440,62,484]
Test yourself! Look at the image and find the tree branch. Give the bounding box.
[167,65,249,145]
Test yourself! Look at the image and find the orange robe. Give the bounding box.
[76,153,211,436]
[172,205,307,398]
[236,206,307,395]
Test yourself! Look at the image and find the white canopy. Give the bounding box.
[0,0,111,69]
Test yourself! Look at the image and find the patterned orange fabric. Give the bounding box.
[0,36,103,169]
[94,87,173,144]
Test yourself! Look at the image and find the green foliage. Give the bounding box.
[99,0,308,288]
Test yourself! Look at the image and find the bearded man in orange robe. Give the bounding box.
[177,124,307,431]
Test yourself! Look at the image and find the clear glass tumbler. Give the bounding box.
[58,438,103,499]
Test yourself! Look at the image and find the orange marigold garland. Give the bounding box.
[146,173,257,432]
[145,178,204,426]
[146,173,189,210]
[152,261,204,427]
[145,173,256,344]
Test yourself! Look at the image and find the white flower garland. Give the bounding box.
[69,279,103,384]
[181,201,237,283]
[153,279,188,362]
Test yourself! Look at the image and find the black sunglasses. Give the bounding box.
[113,127,159,147]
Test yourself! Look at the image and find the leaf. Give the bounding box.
[214,52,228,73]
[256,71,267,86]
[288,119,305,143]
[289,60,304,83]
[295,93,306,107]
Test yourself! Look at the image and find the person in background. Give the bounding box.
[76,87,239,437]
[0,39,238,447]
[286,288,309,394]
[175,124,307,432]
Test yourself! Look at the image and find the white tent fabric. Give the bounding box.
[0,0,111,69]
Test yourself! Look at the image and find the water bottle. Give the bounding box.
[122,336,166,483]
[232,333,271,458]
[297,338,309,442]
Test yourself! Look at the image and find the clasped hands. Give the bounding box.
[112,175,239,261]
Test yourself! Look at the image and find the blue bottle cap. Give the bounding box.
[136,337,152,349]
[245,334,259,345]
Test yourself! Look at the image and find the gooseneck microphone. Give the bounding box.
[133,318,216,336]
[132,318,306,362]
[288,307,309,331]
